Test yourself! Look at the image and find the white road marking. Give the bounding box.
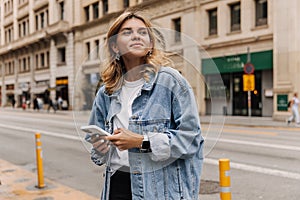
[205,158,300,180]
[0,123,82,141]
[0,114,84,127]
[206,138,300,151]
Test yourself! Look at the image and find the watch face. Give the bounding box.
[142,141,150,149]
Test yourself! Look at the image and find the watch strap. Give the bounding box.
[140,135,151,153]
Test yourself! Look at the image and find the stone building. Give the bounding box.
[0,0,75,109]
[0,0,299,120]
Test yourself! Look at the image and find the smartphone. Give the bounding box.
[81,125,110,143]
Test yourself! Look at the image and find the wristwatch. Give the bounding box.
[140,135,152,153]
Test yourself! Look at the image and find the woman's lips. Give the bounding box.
[130,43,143,47]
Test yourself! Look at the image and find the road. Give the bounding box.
[0,108,104,198]
[201,121,300,200]
[0,108,299,200]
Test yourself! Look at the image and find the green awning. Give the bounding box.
[202,50,273,74]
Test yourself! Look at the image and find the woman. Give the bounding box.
[87,11,204,200]
[287,92,300,126]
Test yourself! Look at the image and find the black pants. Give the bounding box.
[109,170,132,200]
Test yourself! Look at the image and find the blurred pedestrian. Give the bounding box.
[22,96,26,110]
[57,96,63,110]
[37,97,43,110]
[47,97,57,113]
[11,98,16,108]
[33,96,39,110]
[287,92,300,126]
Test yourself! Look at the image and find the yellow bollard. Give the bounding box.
[35,132,45,188]
[219,158,231,200]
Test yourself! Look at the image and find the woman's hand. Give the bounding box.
[106,128,143,151]
[91,135,110,154]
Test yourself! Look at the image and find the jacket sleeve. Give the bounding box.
[86,87,110,166]
[168,84,203,159]
[148,72,203,161]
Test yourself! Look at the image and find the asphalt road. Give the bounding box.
[0,109,104,198]
[201,123,300,199]
[0,108,299,200]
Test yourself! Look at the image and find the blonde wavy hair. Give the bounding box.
[101,11,172,95]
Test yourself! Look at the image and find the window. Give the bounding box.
[95,40,99,58]
[18,59,21,71]
[4,0,13,15]
[123,0,129,8]
[255,0,267,26]
[40,12,45,28]
[103,0,108,15]
[27,57,31,71]
[35,51,49,70]
[59,1,64,20]
[5,61,14,75]
[46,10,49,25]
[18,16,29,38]
[230,3,241,32]
[35,15,38,30]
[10,62,14,74]
[41,53,45,67]
[173,18,181,43]
[23,58,27,71]
[35,7,49,30]
[35,54,39,69]
[19,57,30,73]
[208,8,217,35]
[18,24,22,38]
[84,6,89,21]
[93,2,99,19]
[58,47,66,64]
[4,24,14,43]
[47,51,50,67]
[22,21,26,35]
[86,42,90,60]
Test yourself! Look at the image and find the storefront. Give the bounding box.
[202,50,273,117]
[17,82,30,108]
[6,84,15,106]
[56,77,69,110]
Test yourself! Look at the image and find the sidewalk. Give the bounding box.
[199,115,295,128]
[0,159,98,200]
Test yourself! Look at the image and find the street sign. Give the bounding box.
[243,74,255,91]
[244,62,255,74]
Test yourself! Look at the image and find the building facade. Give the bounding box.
[200,0,273,117]
[0,0,75,109]
[0,0,299,120]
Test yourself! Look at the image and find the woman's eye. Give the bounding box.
[122,30,132,35]
[139,30,148,36]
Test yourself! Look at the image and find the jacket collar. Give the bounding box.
[141,68,159,91]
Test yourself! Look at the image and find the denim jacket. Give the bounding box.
[87,66,204,200]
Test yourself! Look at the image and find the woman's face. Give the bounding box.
[114,17,152,59]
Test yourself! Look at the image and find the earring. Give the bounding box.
[147,50,152,57]
[115,52,120,61]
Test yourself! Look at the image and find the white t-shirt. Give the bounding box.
[110,78,144,171]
